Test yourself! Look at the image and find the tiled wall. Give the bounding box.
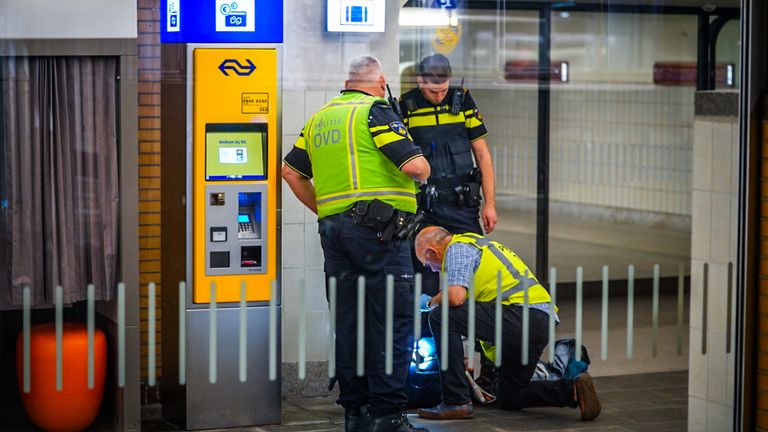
[280,91,340,368]
[687,110,739,432]
[473,84,695,218]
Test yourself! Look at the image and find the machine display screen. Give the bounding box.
[238,214,250,223]
[206,123,267,180]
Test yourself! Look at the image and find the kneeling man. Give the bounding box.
[414,226,600,421]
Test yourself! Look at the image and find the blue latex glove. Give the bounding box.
[419,294,433,312]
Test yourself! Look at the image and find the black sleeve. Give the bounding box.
[399,99,409,121]
[369,102,423,170]
[283,131,313,178]
[462,90,488,142]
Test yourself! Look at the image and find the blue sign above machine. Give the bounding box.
[161,0,283,43]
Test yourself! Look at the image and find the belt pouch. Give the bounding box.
[351,201,369,225]
[363,199,394,231]
[465,182,482,207]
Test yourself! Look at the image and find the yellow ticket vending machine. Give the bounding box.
[161,46,281,430]
[193,48,278,304]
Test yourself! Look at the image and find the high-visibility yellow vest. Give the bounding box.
[444,233,552,306]
[443,233,555,362]
[304,92,417,218]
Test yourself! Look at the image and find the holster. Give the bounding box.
[453,181,482,208]
[394,211,426,241]
[417,184,439,212]
[349,199,405,242]
[428,168,483,208]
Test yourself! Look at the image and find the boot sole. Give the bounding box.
[575,374,601,421]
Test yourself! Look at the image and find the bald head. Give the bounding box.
[415,226,453,272]
[345,55,386,97]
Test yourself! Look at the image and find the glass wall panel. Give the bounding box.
[548,12,696,283]
[401,2,741,429]
[400,5,540,267]
[716,19,740,89]
[547,9,698,376]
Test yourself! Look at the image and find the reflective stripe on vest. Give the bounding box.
[472,235,538,302]
[447,233,551,307]
[306,92,417,218]
[347,106,360,189]
[316,189,417,205]
[450,233,553,363]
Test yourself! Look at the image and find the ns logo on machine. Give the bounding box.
[218,59,257,76]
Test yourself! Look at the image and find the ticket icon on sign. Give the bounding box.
[226,11,247,27]
[216,0,255,32]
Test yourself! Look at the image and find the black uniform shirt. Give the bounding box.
[399,87,487,179]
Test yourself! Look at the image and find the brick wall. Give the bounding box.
[137,0,162,380]
[758,115,768,429]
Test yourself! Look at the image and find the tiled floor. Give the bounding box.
[491,206,691,282]
[491,206,692,378]
[140,371,688,432]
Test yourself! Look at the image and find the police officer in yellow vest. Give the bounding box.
[282,56,431,432]
[413,226,601,421]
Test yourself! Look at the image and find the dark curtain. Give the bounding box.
[0,56,119,306]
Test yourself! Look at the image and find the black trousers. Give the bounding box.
[412,200,482,296]
[428,302,576,410]
[319,213,415,416]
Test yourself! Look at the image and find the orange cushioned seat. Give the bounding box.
[16,323,106,432]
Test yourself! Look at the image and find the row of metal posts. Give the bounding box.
[20,261,733,390]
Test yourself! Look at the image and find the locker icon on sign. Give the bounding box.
[346,6,367,23]
[341,1,373,26]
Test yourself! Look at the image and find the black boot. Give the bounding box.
[345,406,371,432]
[476,351,497,393]
[370,412,429,432]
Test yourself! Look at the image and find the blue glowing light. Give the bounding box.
[411,337,437,371]
[417,338,434,359]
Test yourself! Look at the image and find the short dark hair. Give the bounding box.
[417,54,452,84]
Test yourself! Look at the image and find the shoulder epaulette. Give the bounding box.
[404,96,417,114]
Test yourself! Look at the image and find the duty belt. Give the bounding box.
[427,174,472,189]
[347,199,411,242]
[421,183,482,208]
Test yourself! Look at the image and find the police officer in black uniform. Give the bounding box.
[282,56,431,432]
[400,54,499,392]
[400,53,497,297]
